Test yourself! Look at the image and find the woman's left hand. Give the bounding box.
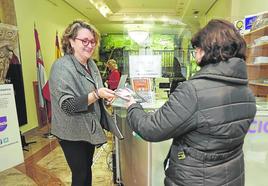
[114,88,137,108]
[105,97,115,105]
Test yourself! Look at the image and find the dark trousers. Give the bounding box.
[59,139,95,186]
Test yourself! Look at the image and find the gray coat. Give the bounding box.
[127,58,256,186]
[49,55,123,145]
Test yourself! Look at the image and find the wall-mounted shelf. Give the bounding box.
[244,25,268,97]
[246,43,268,63]
[244,25,268,43]
[246,63,268,66]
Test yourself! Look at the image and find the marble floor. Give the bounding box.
[0,126,115,186]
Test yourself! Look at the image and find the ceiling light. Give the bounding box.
[128,30,149,45]
[99,6,110,17]
[161,16,168,23]
[89,0,112,17]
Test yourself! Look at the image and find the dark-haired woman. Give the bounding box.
[49,20,122,186]
[124,19,256,186]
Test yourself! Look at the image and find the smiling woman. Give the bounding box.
[49,20,123,186]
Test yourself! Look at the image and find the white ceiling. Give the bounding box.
[63,0,217,35]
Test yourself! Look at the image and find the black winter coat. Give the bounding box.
[127,58,256,186]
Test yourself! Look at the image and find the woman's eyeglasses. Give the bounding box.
[190,50,196,58]
[75,38,96,47]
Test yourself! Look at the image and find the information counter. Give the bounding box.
[114,99,171,186]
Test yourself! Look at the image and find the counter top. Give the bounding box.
[113,99,167,117]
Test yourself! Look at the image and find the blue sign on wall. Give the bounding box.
[245,15,257,30]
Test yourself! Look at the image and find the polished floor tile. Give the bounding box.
[0,126,114,186]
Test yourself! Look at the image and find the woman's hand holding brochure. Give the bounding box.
[114,88,137,108]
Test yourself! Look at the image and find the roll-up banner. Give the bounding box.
[0,84,24,172]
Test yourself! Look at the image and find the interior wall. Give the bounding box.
[13,0,90,132]
[199,0,232,27]
[205,0,268,27]
[231,0,268,21]
[200,0,268,26]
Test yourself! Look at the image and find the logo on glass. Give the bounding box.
[0,116,7,132]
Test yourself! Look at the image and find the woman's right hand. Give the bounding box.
[97,87,115,100]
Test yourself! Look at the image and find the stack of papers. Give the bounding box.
[254,36,268,46]
[253,57,268,64]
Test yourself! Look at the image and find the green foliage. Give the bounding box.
[100,34,175,51]
[151,34,174,50]
[100,34,139,51]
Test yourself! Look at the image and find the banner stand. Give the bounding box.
[0,84,24,172]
